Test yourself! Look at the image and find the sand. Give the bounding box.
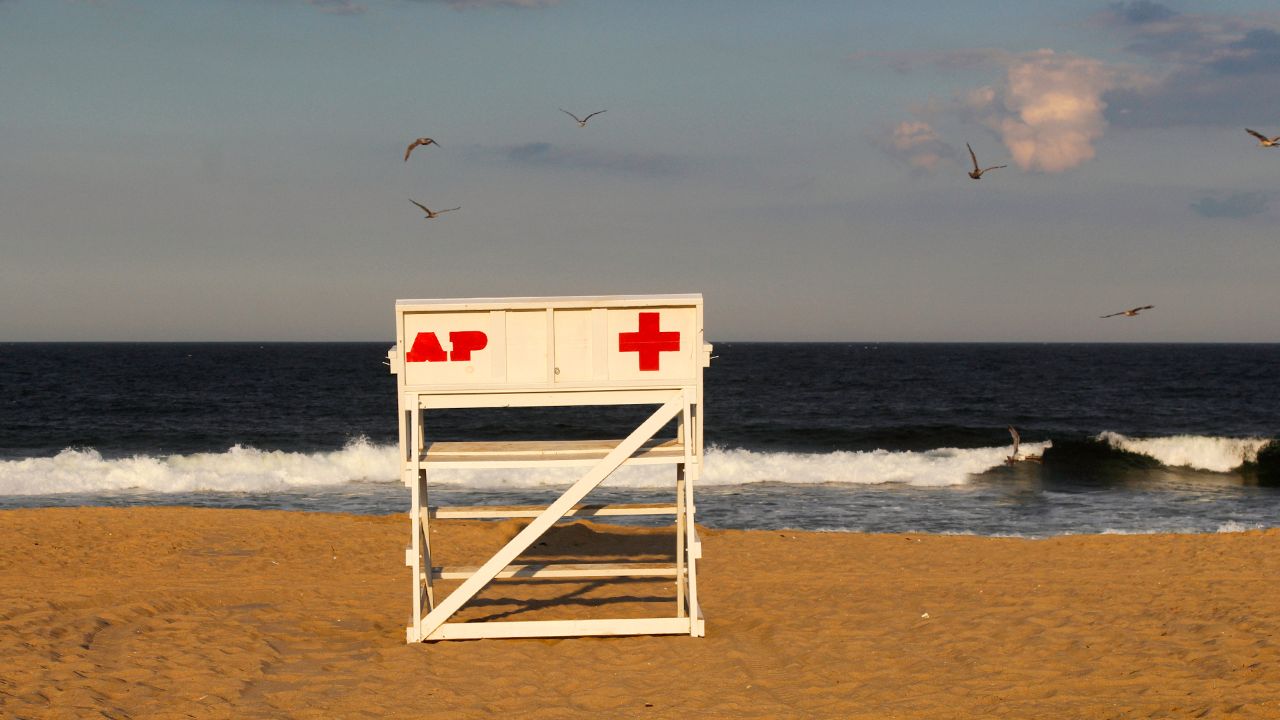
[3,507,1280,719]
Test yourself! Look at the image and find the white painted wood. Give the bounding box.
[487,310,508,383]
[543,309,555,384]
[422,455,683,470]
[402,310,495,387]
[676,463,686,618]
[504,310,547,384]
[553,309,594,382]
[606,306,699,382]
[426,438,682,458]
[408,407,424,642]
[427,617,692,641]
[420,471,435,612]
[431,562,677,580]
[591,308,609,380]
[422,438,685,468]
[429,503,677,519]
[415,396,684,641]
[397,294,702,312]
[395,294,708,643]
[397,296,702,392]
[419,388,684,409]
[684,461,702,636]
[406,378,702,394]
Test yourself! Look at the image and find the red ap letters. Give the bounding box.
[406,331,488,363]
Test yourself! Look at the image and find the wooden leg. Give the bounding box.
[418,395,685,641]
[675,400,688,617]
[420,471,435,610]
[684,465,702,636]
[676,463,686,618]
[407,405,425,643]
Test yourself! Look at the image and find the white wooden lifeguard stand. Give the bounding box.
[389,294,711,642]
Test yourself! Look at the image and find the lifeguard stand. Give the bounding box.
[389,295,711,642]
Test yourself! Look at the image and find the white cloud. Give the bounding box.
[881,50,1141,174]
[882,121,954,171]
[967,50,1136,173]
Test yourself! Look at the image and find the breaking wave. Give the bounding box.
[0,439,396,496]
[0,439,1052,496]
[5,433,1269,496]
[1097,432,1272,473]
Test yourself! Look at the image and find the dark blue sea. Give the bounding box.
[2,342,1278,536]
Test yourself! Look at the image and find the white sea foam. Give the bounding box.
[1098,521,1265,536]
[1097,432,1270,473]
[0,438,397,496]
[1214,520,1264,534]
[0,440,1049,496]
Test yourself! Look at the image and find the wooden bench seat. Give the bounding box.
[421,438,685,468]
[429,562,678,581]
[428,503,678,519]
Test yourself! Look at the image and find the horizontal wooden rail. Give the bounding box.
[430,561,678,581]
[417,388,692,410]
[428,503,678,519]
[427,617,693,641]
[420,438,685,468]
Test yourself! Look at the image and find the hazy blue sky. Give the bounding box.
[2,0,1277,341]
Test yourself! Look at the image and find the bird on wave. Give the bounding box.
[1100,305,1154,318]
[560,108,606,127]
[1245,129,1280,148]
[966,143,1007,179]
[404,137,439,162]
[409,200,460,219]
[1005,426,1042,464]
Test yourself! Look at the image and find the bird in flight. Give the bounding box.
[560,108,606,127]
[966,143,1007,179]
[409,200,460,219]
[1100,305,1154,318]
[404,137,439,162]
[1245,129,1279,148]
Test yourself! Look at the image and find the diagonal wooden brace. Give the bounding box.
[417,394,686,640]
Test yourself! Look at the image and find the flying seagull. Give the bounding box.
[404,137,439,162]
[1245,129,1279,148]
[560,108,606,127]
[1100,305,1154,318]
[967,143,1007,179]
[409,200,460,219]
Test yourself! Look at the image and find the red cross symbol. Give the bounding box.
[618,312,681,371]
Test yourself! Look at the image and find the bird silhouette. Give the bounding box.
[1100,305,1154,318]
[404,137,439,162]
[1245,129,1279,148]
[1005,425,1042,464]
[967,143,1007,179]
[409,200,460,219]
[560,108,606,127]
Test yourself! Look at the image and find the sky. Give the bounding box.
[1,0,1278,342]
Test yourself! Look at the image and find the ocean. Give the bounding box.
[2,342,1278,537]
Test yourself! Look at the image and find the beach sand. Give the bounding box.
[3,507,1279,718]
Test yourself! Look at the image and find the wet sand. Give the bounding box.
[3,507,1279,718]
